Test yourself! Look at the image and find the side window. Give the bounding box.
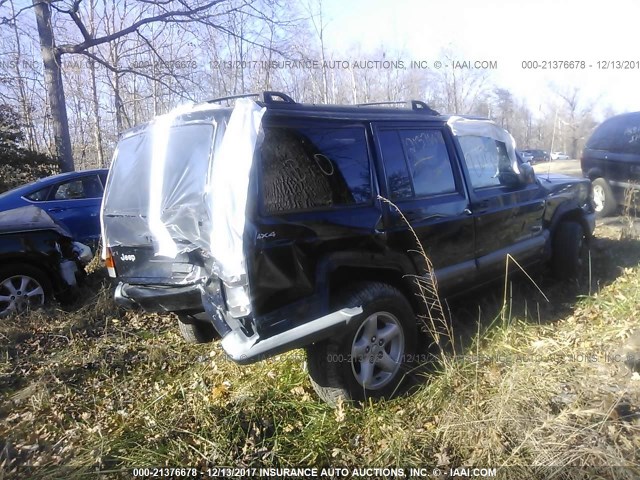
[398,130,456,197]
[52,175,103,200]
[457,135,512,189]
[260,125,371,214]
[99,171,108,187]
[54,180,85,200]
[25,187,50,202]
[82,175,104,198]
[378,130,413,200]
[378,128,456,200]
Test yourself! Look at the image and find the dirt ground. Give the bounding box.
[532,158,583,178]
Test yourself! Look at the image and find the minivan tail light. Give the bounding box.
[105,248,117,278]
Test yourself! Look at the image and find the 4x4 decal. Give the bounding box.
[257,231,276,240]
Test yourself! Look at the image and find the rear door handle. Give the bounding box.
[48,207,66,213]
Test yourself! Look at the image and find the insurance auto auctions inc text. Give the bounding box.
[218,466,497,478]
[209,59,498,70]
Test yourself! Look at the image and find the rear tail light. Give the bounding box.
[105,248,117,278]
[223,281,252,318]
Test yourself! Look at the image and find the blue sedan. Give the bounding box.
[0,169,109,249]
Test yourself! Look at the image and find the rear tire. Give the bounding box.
[552,221,587,280]
[177,315,217,343]
[592,178,616,218]
[306,282,417,405]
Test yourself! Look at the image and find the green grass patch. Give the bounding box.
[1,226,640,479]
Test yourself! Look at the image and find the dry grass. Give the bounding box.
[1,224,640,479]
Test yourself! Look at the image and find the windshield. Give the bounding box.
[586,113,640,155]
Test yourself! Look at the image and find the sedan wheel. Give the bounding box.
[0,273,46,317]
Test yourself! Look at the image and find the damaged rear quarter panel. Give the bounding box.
[243,117,390,331]
[245,204,386,319]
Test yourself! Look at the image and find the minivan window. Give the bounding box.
[260,126,371,213]
[586,113,640,154]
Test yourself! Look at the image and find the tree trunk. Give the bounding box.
[89,57,105,167]
[32,0,74,172]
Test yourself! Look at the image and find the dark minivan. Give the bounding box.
[581,111,640,217]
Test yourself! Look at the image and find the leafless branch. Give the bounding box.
[78,50,195,103]
[57,0,225,54]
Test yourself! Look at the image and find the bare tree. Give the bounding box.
[552,84,599,158]
[32,0,74,171]
[22,0,279,171]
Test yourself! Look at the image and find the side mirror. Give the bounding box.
[498,170,521,188]
[519,162,536,184]
[499,162,536,188]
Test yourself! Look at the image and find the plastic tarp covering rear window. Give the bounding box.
[101,99,265,283]
[447,116,521,172]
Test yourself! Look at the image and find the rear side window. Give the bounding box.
[378,130,413,199]
[25,186,50,201]
[378,128,456,199]
[457,136,512,189]
[260,126,371,214]
[52,175,103,200]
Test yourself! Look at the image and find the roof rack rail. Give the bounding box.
[206,93,259,104]
[357,101,406,107]
[206,91,297,105]
[261,91,296,104]
[357,99,439,115]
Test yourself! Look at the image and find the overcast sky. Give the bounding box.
[319,0,639,118]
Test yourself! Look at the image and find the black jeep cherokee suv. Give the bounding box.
[102,92,595,403]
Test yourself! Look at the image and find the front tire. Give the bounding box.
[306,282,417,405]
[592,178,616,218]
[552,221,587,280]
